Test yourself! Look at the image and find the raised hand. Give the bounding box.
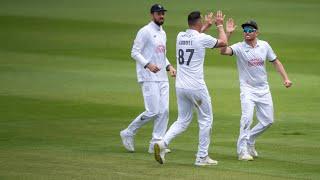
[204,12,214,26]
[201,12,214,32]
[213,10,225,26]
[226,18,237,33]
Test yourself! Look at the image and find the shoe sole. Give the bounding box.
[154,143,163,164]
[195,162,218,166]
[149,149,171,154]
[238,157,254,161]
[249,153,258,158]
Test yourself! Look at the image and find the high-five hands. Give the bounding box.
[201,12,214,32]
[201,10,225,32]
[204,12,214,26]
[213,10,225,26]
[226,18,237,33]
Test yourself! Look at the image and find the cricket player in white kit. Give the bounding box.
[154,11,228,166]
[220,20,292,160]
[120,4,176,153]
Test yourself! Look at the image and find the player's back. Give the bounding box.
[175,29,217,90]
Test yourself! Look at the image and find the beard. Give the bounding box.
[154,19,164,26]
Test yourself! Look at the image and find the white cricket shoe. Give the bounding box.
[238,150,254,161]
[248,145,258,157]
[154,141,166,164]
[194,156,218,166]
[120,130,134,152]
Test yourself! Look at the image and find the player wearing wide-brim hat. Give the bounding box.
[220,19,292,161]
[120,4,176,154]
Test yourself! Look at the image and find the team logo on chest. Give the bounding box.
[248,58,264,67]
[156,44,165,53]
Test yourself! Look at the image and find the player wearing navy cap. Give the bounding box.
[120,4,176,154]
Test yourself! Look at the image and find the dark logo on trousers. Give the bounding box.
[141,115,148,121]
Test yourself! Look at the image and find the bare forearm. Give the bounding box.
[220,47,227,53]
[273,59,292,88]
[220,32,232,54]
[217,26,227,45]
[226,31,233,40]
[201,23,211,33]
[220,32,233,55]
[274,60,289,81]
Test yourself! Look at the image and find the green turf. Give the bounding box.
[0,0,319,179]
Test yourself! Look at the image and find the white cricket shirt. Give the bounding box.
[230,39,277,93]
[131,21,170,82]
[175,29,217,90]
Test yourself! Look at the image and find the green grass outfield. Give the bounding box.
[0,0,319,179]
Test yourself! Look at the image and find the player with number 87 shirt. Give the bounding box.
[154,10,228,166]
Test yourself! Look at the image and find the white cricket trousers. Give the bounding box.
[125,81,169,145]
[163,87,213,158]
[237,90,274,154]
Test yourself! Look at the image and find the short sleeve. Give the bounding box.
[230,43,240,56]
[200,34,218,48]
[265,42,277,62]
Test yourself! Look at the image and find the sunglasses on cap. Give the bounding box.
[243,27,257,33]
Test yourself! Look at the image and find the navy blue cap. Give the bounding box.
[150,4,167,13]
[241,20,258,30]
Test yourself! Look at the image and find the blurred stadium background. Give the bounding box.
[0,0,319,179]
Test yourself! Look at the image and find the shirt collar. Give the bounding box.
[244,39,261,48]
[149,21,162,31]
[186,29,200,34]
